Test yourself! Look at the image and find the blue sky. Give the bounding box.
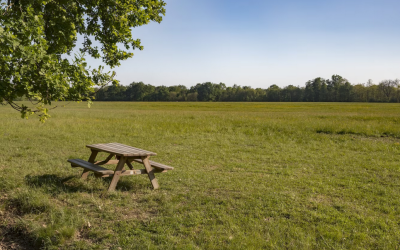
[86,0,400,88]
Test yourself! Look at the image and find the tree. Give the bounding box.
[352,84,367,102]
[282,85,302,102]
[168,85,188,101]
[326,75,351,102]
[151,86,169,101]
[338,81,353,102]
[304,80,315,101]
[0,0,166,121]
[97,84,127,101]
[125,82,155,101]
[266,84,281,102]
[378,79,399,102]
[191,82,224,102]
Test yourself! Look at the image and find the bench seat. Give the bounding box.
[68,159,114,175]
[131,158,174,171]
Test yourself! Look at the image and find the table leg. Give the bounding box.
[142,156,159,189]
[82,150,98,180]
[108,156,126,191]
[126,160,134,170]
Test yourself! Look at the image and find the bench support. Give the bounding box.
[126,160,135,170]
[94,153,115,165]
[142,156,159,189]
[82,150,98,180]
[108,157,126,191]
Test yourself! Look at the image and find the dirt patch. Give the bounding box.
[113,206,156,221]
[308,194,333,205]
[204,165,220,170]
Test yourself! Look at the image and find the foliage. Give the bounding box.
[0,0,166,121]
[378,79,399,101]
[96,76,400,103]
[191,82,225,101]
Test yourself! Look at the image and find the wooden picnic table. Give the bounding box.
[68,143,173,191]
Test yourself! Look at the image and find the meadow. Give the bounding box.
[0,102,400,249]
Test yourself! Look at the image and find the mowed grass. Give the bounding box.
[1,102,400,249]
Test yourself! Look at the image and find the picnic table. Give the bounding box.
[67,143,173,191]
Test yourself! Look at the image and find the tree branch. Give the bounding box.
[2,2,13,15]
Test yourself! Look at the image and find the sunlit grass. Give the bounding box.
[0,102,400,249]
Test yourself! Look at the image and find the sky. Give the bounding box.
[84,0,400,88]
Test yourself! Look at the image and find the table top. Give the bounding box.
[86,142,157,157]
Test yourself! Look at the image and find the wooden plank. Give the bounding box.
[108,143,156,155]
[94,159,119,165]
[68,159,114,175]
[126,161,134,170]
[120,169,146,175]
[121,169,166,176]
[81,150,98,179]
[142,156,159,189]
[86,143,157,157]
[103,143,149,153]
[131,159,174,170]
[87,144,133,154]
[98,169,166,177]
[94,154,115,165]
[108,157,126,191]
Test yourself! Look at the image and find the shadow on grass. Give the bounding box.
[25,174,89,194]
[25,174,151,193]
[0,223,40,250]
[0,200,42,250]
[113,178,151,192]
[100,175,153,191]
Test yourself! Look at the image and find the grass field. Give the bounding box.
[1,102,400,249]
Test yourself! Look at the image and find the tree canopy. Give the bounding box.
[0,0,165,121]
[94,76,400,103]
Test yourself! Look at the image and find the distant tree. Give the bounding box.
[304,78,327,101]
[266,85,281,102]
[186,92,198,101]
[353,84,368,102]
[108,85,128,101]
[221,84,241,101]
[320,81,328,101]
[254,88,267,101]
[236,86,257,101]
[365,79,374,102]
[304,81,315,101]
[151,86,169,101]
[326,75,349,101]
[168,85,188,101]
[93,78,400,103]
[282,85,302,102]
[191,82,225,101]
[338,81,353,102]
[126,82,155,101]
[378,79,399,102]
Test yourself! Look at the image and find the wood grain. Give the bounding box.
[142,156,159,189]
[86,143,157,157]
[81,150,98,179]
[131,158,174,170]
[108,157,126,191]
[68,159,115,175]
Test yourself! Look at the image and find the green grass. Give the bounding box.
[0,102,400,249]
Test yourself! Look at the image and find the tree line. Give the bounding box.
[95,75,400,102]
